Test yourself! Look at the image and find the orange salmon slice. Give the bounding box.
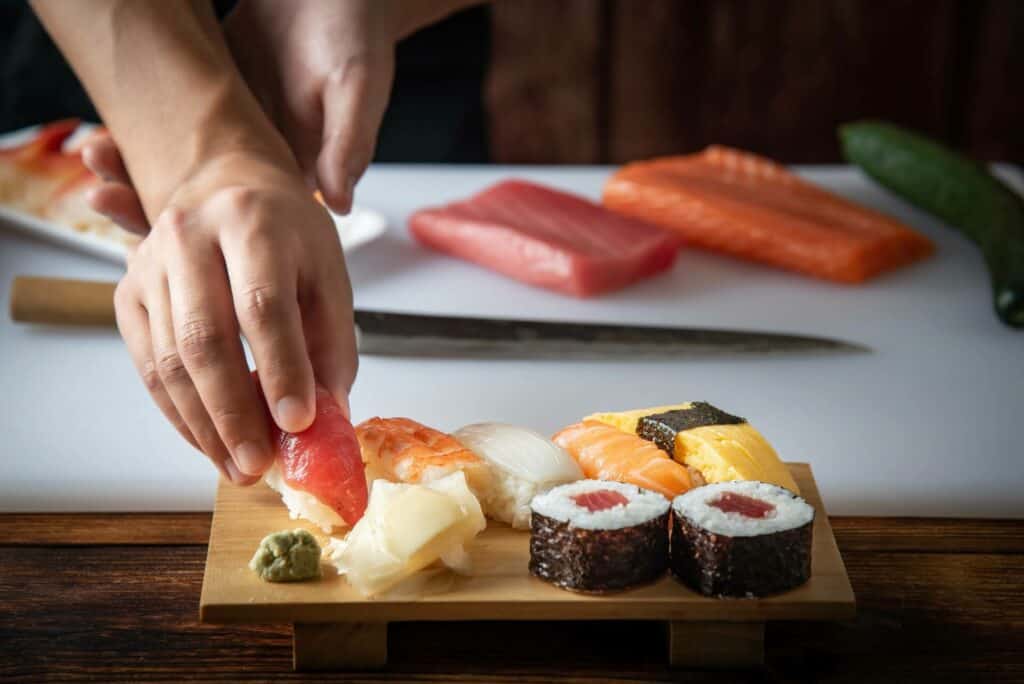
[602,146,933,283]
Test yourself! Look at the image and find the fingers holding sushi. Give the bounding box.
[114,268,270,484]
[263,383,368,532]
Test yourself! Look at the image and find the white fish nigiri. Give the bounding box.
[454,422,584,529]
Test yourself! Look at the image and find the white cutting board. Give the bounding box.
[1,164,1021,517]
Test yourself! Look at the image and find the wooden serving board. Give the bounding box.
[200,463,855,670]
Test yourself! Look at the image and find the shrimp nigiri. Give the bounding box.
[552,420,692,499]
[355,417,492,498]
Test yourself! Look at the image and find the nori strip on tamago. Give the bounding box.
[637,402,746,455]
[670,513,812,598]
[529,511,669,593]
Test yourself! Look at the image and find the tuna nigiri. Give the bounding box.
[602,146,933,283]
[454,422,583,529]
[263,385,368,532]
[355,417,492,498]
[552,421,692,499]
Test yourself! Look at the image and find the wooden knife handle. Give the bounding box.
[10,276,118,327]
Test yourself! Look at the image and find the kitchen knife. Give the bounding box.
[10,276,869,357]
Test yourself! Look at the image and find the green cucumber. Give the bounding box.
[840,120,1024,328]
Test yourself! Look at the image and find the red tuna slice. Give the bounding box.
[408,179,679,297]
[572,489,630,512]
[271,384,368,526]
[709,492,776,519]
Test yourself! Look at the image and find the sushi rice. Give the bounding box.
[531,480,669,530]
[672,481,813,536]
[263,463,346,533]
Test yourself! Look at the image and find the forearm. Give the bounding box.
[31,0,295,218]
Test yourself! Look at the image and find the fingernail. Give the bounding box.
[277,395,313,433]
[234,441,269,476]
[223,459,247,485]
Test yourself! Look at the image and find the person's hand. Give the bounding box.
[112,152,358,484]
[223,0,480,214]
[81,0,481,224]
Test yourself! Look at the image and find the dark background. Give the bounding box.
[2,0,1021,165]
[487,0,1024,164]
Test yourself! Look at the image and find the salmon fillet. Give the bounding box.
[409,179,679,297]
[602,146,933,283]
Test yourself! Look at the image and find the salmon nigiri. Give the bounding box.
[355,417,492,498]
[262,383,368,532]
[602,146,933,283]
[552,421,692,499]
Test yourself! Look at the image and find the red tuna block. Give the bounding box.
[408,179,678,297]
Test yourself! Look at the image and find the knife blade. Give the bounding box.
[10,276,869,357]
[354,310,870,358]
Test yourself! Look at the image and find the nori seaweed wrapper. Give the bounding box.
[670,511,812,598]
[529,511,669,593]
[638,402,746,455]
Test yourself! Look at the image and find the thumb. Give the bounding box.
[316,51,395,215]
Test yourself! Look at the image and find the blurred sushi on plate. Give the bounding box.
[0,120,387,263]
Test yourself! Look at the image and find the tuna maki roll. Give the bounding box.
[529,480,670,593]
[671,481,814,598]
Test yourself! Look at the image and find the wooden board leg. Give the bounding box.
[293,622,387,671]
[668,621,764,669]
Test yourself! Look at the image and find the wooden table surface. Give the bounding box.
[2,514,1022,682]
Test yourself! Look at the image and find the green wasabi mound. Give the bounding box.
[249,529,322,582]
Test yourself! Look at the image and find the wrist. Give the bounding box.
[132,78,299,218]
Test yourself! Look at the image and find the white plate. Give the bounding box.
[0,124,388,264]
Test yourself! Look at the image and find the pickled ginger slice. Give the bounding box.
[454,422,583,529]
[263,384,368,532]
[328,471,486,597]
